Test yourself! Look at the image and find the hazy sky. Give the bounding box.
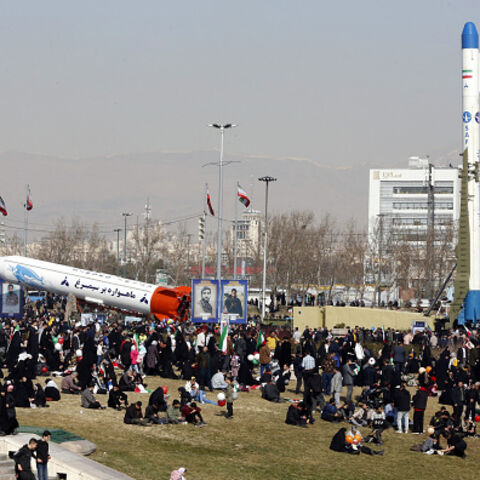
[0,0,477,167]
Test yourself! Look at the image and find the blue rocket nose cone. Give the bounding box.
[462,22,479,49]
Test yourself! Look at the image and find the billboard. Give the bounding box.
[220,279,247,324]
[191,279,219,323]
[191,279,248,324]
[0,281,24,319]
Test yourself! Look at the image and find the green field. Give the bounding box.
[16,376,479,480]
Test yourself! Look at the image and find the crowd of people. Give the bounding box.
[0,292,478,476]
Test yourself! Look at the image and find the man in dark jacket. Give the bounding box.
[262,379,281,403]
[451,381,465,426]
[412,387,428,433]
[285,401,308,427]
[36,430,51,480]
[393,343,406,373]
[108,385,128,410]
[124,401,150,426]
[394,382,411,433]
[13,438,38,480]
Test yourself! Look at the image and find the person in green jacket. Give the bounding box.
[166,400,184,424]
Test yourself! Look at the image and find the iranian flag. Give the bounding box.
[257,331,265,350]
[219,318,229,353]
[206,188,215,216]
[25,186,33,211]
[237,184,250,208]
[0,196,7,216]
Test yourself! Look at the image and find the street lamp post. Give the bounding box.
[208,123,237,283]
[258,176,277,322]
[114,228,121,275]
[122,213,132,277]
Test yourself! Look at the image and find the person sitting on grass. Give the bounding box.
[262,378,281,403]
[321,398,342,422]
[184,377,217,405]
[285,401,309,427]
[166,399,184,424]
[181,402,207,426]
[350,402,369,427]
[145,402,167,424]
[365,405,387,445]
[410,427,437,453]
[438,430,467,458]
[81,383,105,409]
[124,401,151,426]
[44,379,61,401]
[61,372,82,394]
[108,385,128,410]
[211,369,228,390]
[148,386,167,412]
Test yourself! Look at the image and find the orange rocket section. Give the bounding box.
[150,285,191,322]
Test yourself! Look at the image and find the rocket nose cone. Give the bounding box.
[462,22,479,49]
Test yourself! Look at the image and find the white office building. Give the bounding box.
[231,209,262,256]
[368,157,460,243]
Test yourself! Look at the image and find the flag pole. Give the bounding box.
[202,183,207,278]
[23,184,29,257]
[233,182,239,280]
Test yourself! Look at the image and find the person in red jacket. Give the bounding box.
[181,402,207,427]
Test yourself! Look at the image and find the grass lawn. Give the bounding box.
[15,375,480,480]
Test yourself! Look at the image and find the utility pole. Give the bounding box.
[376,214,384,307]
[114,228,121,273]
[259,176,277,322]
[122,213,132,277]
[426,162,435,299]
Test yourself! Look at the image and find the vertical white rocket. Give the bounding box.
[458,22,480,322]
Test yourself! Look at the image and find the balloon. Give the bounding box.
[475,415,480,423]
[76,349,82,357]
[217,392,226,401]
[54,343,62,351]
[41,366,48,373]
[252,359,259,366]
[162,386,168,395]
[353,434,362,445]
[254,353,260,361]
[58,337,64,344]
[247,354,254,362]
[345,434,354,444]
[218,400,226,407]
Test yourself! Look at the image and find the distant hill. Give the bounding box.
[0,149,401,239]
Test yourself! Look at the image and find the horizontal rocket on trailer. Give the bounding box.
[0,256,190,321]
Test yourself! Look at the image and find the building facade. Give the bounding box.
[368,157,460,243]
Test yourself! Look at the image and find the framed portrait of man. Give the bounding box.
[220,279,247,324]
[191,279,219,323]
[0,281,23,318]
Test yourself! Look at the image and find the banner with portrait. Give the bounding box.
[0,280,24,319]
[191,279,219,323]
[220,279,247,324]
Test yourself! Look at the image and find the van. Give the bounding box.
[26,290,47,303]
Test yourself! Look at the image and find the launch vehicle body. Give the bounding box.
[0,256,190,321]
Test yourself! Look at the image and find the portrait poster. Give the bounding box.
[0,281,24,318]
[220,279,247,324]
[191,279,219,323]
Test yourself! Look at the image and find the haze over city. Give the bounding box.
[0,0,477,237]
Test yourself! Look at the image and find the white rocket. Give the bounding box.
[458,22,480,322]
[0,256,190,321]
